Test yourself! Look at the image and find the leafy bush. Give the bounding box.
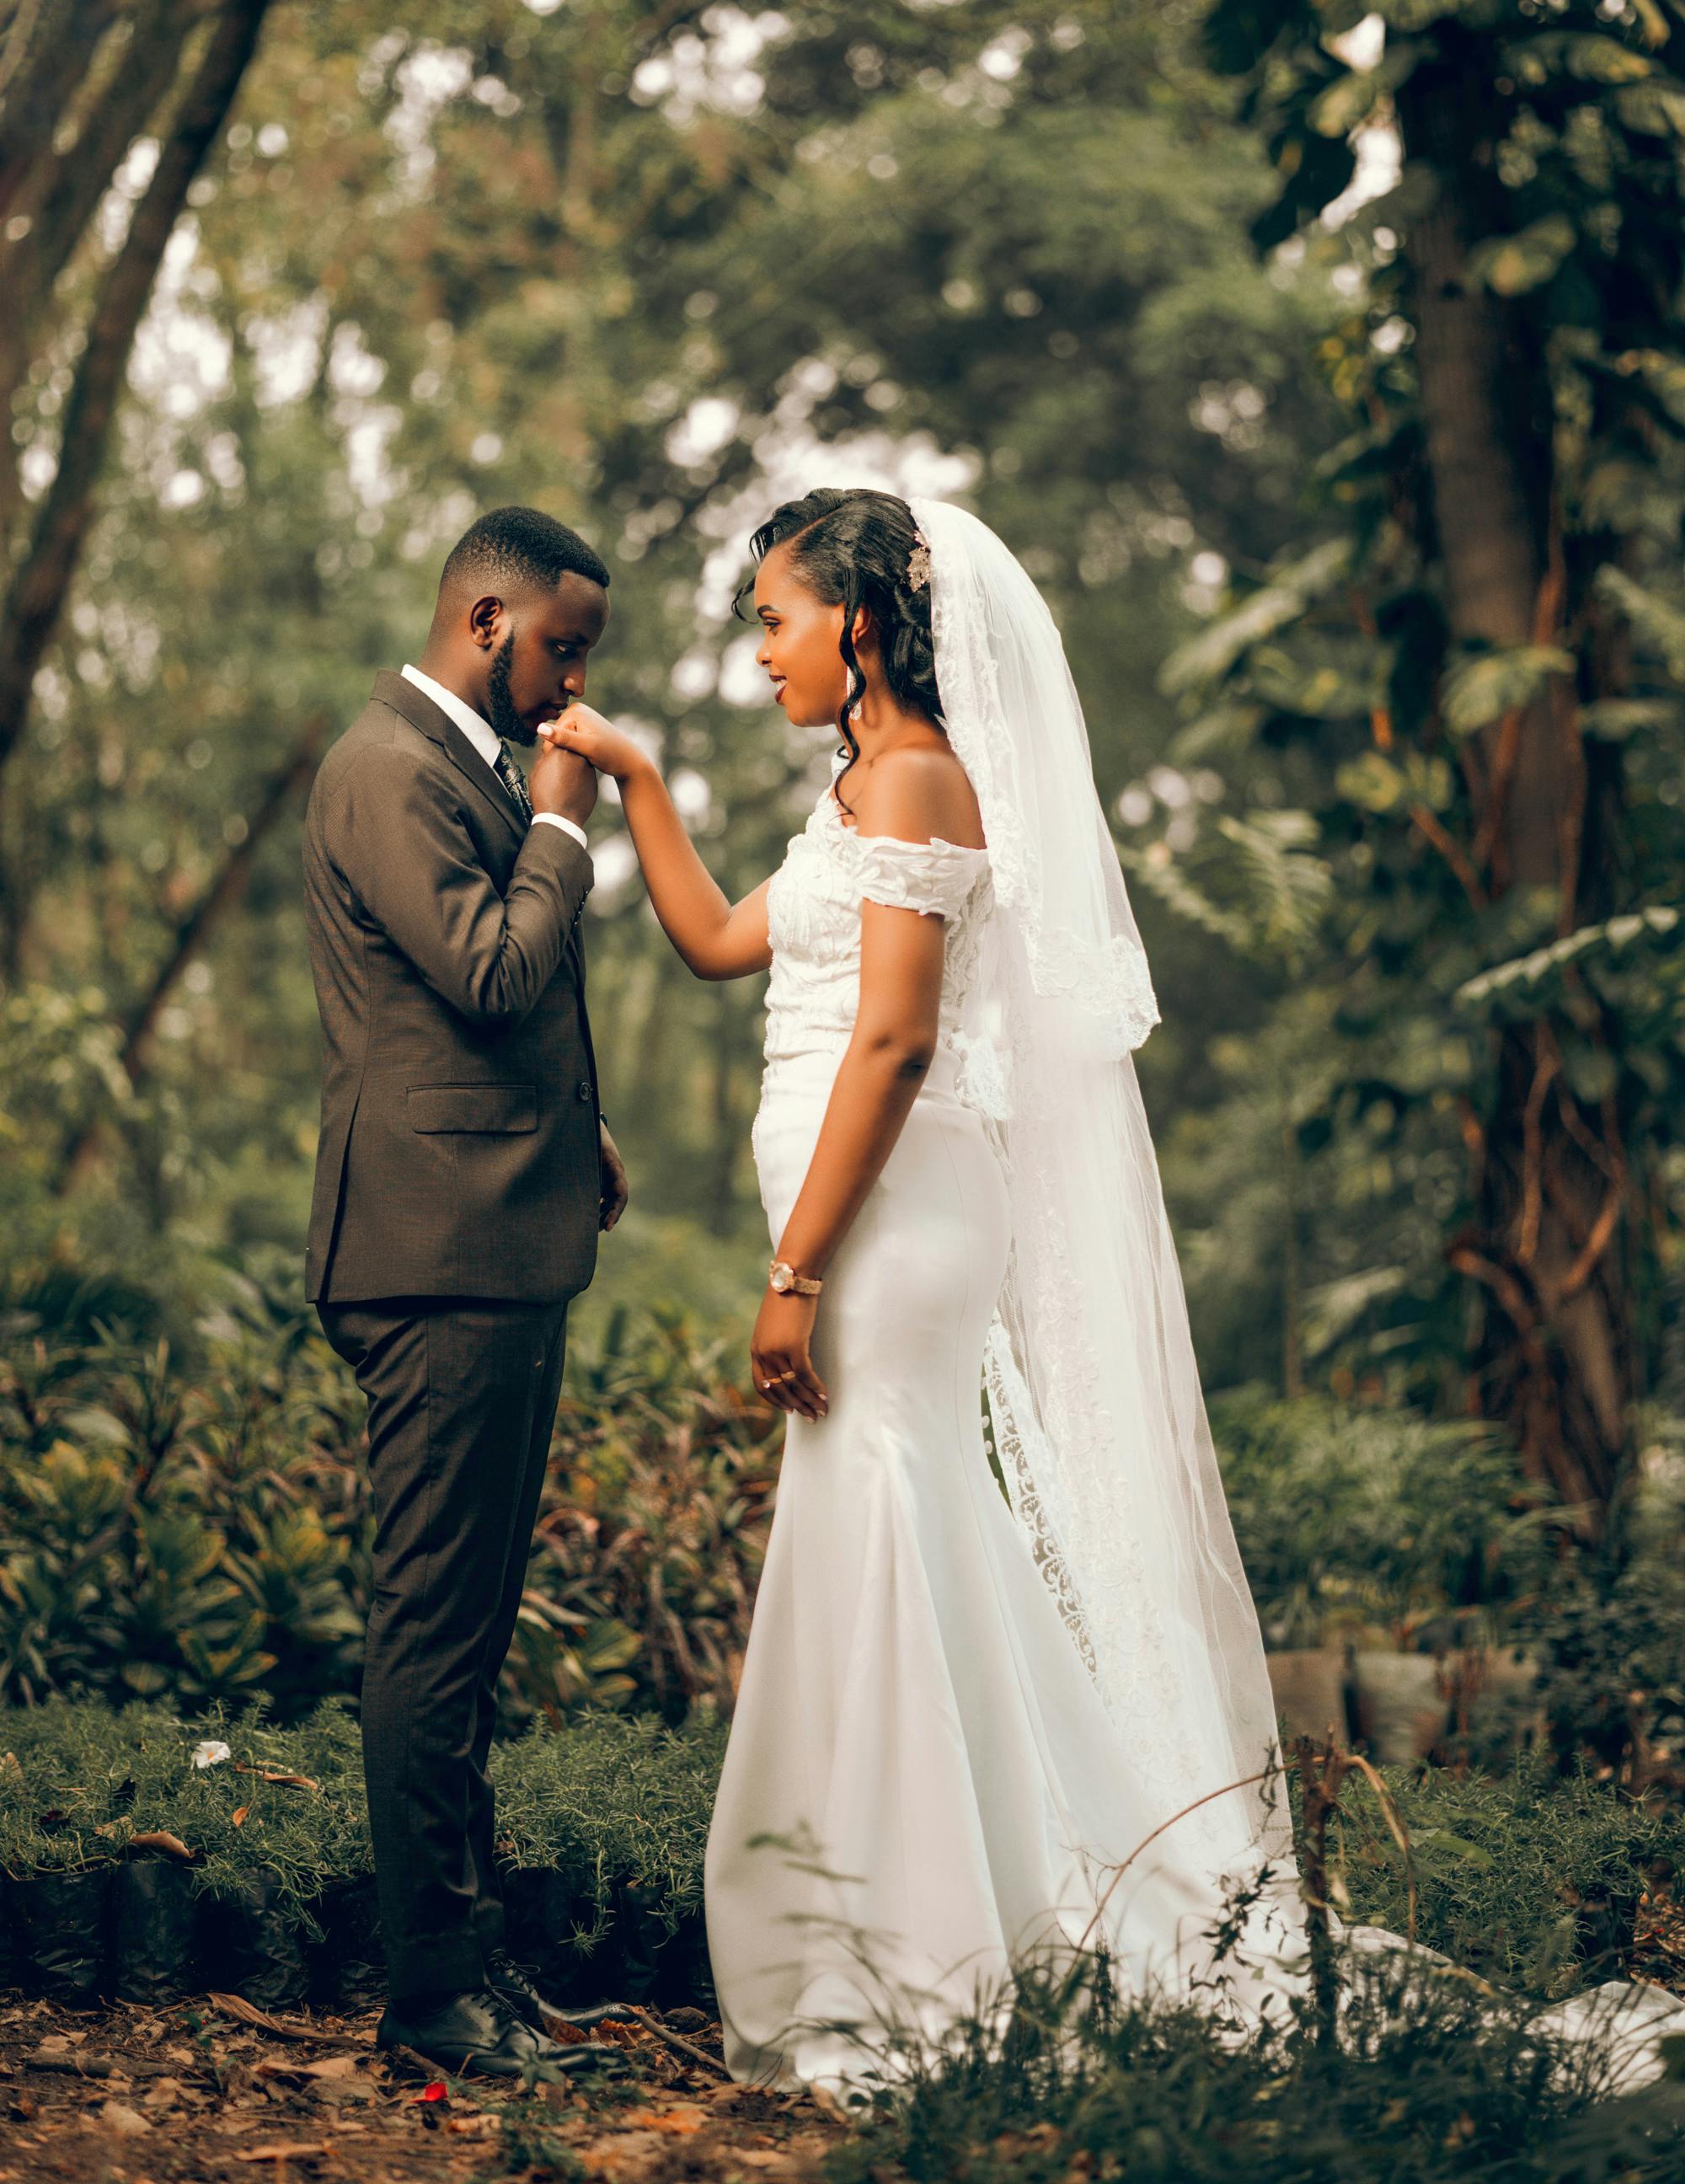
[1211,1388,1536,1650]
[1505,1420,1685,1793]
[0,1276,778,1724]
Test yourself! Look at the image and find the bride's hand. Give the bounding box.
[752,1291,828,1421]
[537,703,650,784]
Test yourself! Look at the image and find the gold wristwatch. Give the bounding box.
[768,1259,823,1297]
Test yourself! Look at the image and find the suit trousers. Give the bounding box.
[318,1294,570,2003]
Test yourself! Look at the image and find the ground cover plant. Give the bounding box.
[819,1940,1685,2184]
[0,1699,725,2014]
[7,1699,1685,2022]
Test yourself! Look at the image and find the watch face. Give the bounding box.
[771,1265,790,1292]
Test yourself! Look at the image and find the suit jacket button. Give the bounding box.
[578,1080,593,1101]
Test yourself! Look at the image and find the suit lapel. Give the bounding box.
[371,669,525,847]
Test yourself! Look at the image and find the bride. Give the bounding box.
[538,486,1307,2098]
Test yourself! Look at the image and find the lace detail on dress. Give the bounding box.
[855,831,987,921]
[762,784,993,1088]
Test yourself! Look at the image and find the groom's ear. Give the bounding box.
[467,592,505,649]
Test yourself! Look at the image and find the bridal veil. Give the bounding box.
[908,495,1293,1884]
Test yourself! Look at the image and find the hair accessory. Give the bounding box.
[907,529,932,592]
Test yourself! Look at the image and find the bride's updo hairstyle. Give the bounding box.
[740,488,944,803]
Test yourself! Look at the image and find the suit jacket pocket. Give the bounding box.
[407,1083,538,1133]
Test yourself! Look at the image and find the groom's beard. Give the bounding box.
[485,634,537,747]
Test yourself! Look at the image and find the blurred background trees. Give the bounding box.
[5,0,1685,1721]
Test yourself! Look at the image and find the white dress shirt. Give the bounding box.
[400,662,589,854]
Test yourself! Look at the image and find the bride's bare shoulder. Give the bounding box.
[853,741,985,849]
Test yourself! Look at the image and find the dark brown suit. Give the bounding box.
[303,667,600,1303]
[302,669,601,2002]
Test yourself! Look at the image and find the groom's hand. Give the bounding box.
[598,1121,629,1231]
[530,738,599,828]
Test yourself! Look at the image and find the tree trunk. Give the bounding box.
[0,0,123,223]
[55,714,323,1189]
[0,0,189,462]
[0,0,272,797]
[1398,47,1633,1523]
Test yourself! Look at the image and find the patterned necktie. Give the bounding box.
[492,741,533,827]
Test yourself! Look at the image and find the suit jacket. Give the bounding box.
[302,669,600,1303]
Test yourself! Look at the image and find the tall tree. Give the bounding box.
[1190,0,1685,1519]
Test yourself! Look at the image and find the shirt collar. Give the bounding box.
[401,662,501,773]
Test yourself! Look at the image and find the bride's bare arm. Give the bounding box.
[538,707,770,979]
[752,746,981,1419]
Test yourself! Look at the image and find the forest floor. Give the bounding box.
[0,1993,848,2184]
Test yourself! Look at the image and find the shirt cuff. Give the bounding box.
[532,811,590,852]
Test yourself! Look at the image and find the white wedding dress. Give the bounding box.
[702,757,1278,2097]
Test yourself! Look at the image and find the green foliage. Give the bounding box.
[0,1281,369,1713]
[0,0,1340,1363]
[492,1709,726,1953]
[1212,1388,1533,1647]
[1148,0,1685,1452]
[822,1933,1685,2183]
[0,1277,778,1725]
[1510,1418,1685,1785]
[0,1695,720,1945]
[1337,1753,1685,1995]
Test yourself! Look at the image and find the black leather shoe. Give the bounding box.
[485,1946,636,2034]
[376,1984,616,2078]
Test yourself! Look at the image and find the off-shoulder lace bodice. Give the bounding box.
[762,769,992,1083]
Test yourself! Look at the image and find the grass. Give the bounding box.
[820,1940,1685,2183]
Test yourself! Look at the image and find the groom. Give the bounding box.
[302,506,629,2074]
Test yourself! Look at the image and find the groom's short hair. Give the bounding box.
[441,506,611,601]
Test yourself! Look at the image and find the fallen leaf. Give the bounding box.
[202,1994,362,2048]
[129,1830,196,1862]
[232,1806,251,1828]
[619,2104,706,2135]
[255,2054,363,2083]
[97,2099,151,2137]
[232,1765,319,1791]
